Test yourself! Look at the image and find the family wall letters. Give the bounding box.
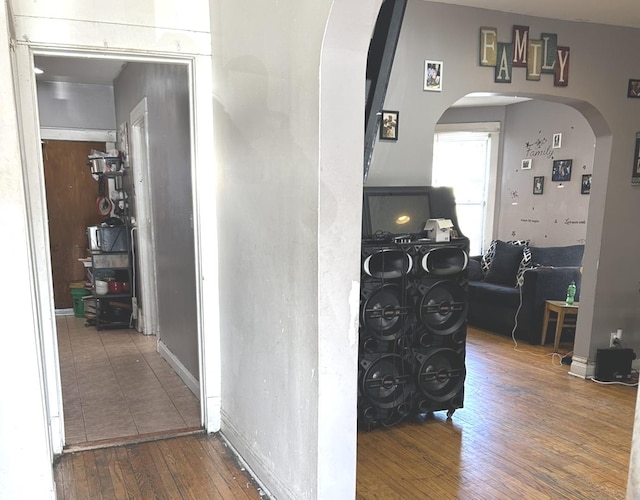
[479,26,569,86]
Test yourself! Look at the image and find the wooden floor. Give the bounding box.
[54,328,637,499]
[357,328,637,499]
[54,433,264,499]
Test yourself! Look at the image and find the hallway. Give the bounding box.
[57,315,200,448]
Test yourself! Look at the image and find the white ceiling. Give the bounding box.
[34,56,127,86]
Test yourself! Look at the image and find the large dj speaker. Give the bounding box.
[358,239,468,430]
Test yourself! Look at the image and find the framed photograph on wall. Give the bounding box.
[521,158,532,170]
[424,60,443,91]
[581,174,592,194]
[552,159,572,181]
[628,79,640,98]
[632,132,640,185]
[533,176,544,194]
[380,110,399,141]
[552,133,562,148]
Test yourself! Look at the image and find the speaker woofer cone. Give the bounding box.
[360,354,412,409]
[418,281,467,335]
[362,284,410,340]
[414,348,465,402]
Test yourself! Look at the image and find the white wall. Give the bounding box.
[209,0,379,497]
[369,0,640,376]
[0,3,56,497]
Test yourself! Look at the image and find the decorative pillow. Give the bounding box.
[516,246,533,287]
[467,259,483,281]
[484,240,525,287]
[481,239,528,276]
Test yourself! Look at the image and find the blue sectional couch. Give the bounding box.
[467,241,584,344]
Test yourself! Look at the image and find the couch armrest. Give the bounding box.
[516,266,582,343]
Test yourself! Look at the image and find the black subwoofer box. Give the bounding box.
[595,348,636,382]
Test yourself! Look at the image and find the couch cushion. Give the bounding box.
[483,240,524,287]
[467,258,484,281]
[529,244,584,267]
[468,280,522,309]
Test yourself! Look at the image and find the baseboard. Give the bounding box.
[568,355,595,379]
[157,340,199,398]
[221,410,286,500]
[55,308,74,316]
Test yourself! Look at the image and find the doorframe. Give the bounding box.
[13,45,221,455]
[129,97,160,337]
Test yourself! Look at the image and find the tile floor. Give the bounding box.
[56,315,201,446]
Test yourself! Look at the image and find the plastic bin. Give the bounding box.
[70,287,90,318]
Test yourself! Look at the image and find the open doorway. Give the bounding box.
[34,53,202,448]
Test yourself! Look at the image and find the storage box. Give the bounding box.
[424,218,454,242]
[92,253,129,268]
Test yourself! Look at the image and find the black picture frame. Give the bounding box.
[380,110,399,141]
[533,176,544,195]
[632,133,640,185]
[628,79,640,98]
[581,174,592,194]
[552,159,572,181]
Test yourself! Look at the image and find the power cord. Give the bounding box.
[588,377,638,387]
[510,277,573,366]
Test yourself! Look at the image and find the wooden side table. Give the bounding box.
[541,300,579,352]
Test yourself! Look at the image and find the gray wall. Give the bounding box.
[499,99,594,246]
[37,81,116,130]
[440,100,594,247]
[370,1,640,368]
[114,62,199,381]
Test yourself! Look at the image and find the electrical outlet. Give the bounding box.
[610,331,623,347]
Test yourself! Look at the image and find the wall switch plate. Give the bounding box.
[610,331,623,347]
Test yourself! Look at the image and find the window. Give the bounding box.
[432,123,500,255]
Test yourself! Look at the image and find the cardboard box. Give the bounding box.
[424,218,454,242]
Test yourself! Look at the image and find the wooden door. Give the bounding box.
[42,140,106,308]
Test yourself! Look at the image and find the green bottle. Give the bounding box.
[566,281,576,305]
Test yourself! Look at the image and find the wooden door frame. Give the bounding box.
[129,97,160,337]
[14,45,220,456]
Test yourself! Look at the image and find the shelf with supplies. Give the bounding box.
[87,216,132,329]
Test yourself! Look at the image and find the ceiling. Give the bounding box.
[431,0,640,30]
[33,1,640,104]
[34,56,127,86]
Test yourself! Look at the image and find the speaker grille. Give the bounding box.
[363,249,413,279]
[361,284,410,340]
[414,348,465,402]
[421,246,468,276]
[417,281,467,335]
[359,238,468,428]
[359,354,412,409]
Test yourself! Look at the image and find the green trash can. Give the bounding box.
[70,287,90,318]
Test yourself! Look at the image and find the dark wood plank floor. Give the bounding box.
[54,328,637,499]
[54,433,264,499]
